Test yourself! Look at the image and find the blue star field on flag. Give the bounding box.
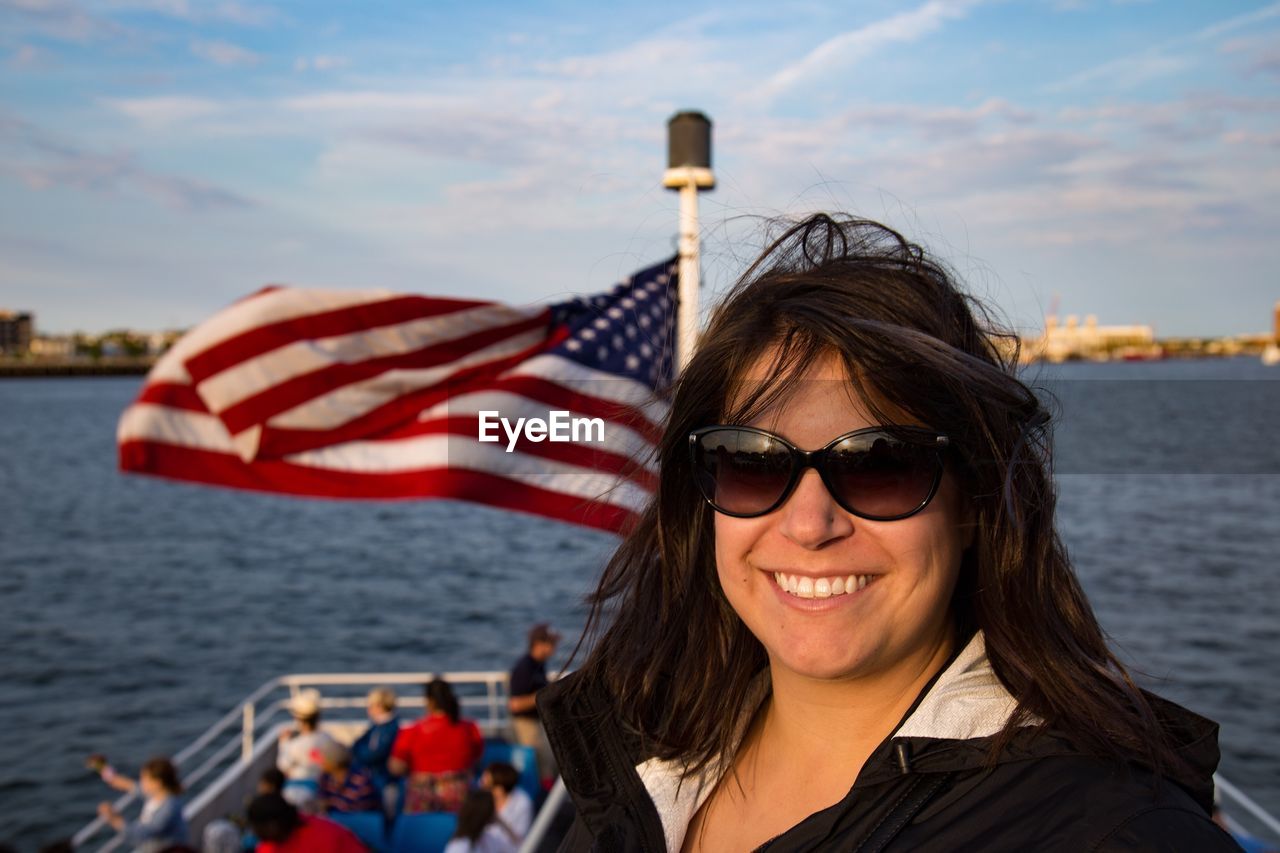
[549,257,678,392]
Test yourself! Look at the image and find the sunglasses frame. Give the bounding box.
[688,424,951,521]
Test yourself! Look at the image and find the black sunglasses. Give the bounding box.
[689,425,950,520]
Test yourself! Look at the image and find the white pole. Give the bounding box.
[677,176,700,372]
[242,702,254,762]
[663,110,713,372]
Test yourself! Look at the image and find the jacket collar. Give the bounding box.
[892,632,1026,740]
[633,671,769,853]
[633,633,1017,851]
[545,630,1222,850]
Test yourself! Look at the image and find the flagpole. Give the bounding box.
[663,112,715,373]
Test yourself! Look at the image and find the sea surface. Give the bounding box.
[1,358,1278,848]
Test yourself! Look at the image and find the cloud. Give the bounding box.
[102,0,192,15]
[373,115,549,166]
[757,0,985,99]
[526,17,743,104]
[13,4,1268,293]
[0,111,253,211]
[292,94,646,183]
[1197,2,1280,40]
[1222,129,1280,148]
[203,1,276,26]
[96,0,278,25]
[190,38,260,67]
[916,128,1277,249]
[1047,2,1280,92]
[1053,149,1203,191]
[537,33,721,80]
[1247,45,1280,78]
[8,44,50,68]
[294,55,349,72]
[1059,93,1280,143]
[699,76,1280,256]
[859,128,1105,197]
[281,91,454,114]
[1059,100,1217,143]
[1047,52,1189,93]
[834,98,1035,136]
[0,0,122,41]
[102,95,222,126]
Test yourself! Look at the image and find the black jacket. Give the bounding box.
[539,635,1240,852]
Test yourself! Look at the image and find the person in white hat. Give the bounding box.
[276,688,339,811]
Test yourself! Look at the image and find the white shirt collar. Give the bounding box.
[632,632,1024,851]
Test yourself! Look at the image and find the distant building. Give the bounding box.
[0,310,34,355]
[146,330,183,355]
[1030,314,1157,362]
[30,336,75,358]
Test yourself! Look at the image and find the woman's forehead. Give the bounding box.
[726,348,887,426]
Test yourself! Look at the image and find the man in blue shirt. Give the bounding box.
[508,623,559,782]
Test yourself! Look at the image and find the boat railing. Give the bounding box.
[71,670,521,851]
[1215,773,1280,846]
[72,671,1280,851]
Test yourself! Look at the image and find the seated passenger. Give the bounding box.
[389,678,483,813]
[443,790,517,853]
[276,689,338,811]
[480,762,533,843]
[351,686,400,782]
[201,818,242,853]
[350,685,400,814]
[258,767,286,796]
[247,793,367,853]
[92,756,190,852]
[317,740,380,814]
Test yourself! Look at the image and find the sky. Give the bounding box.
[1,0,1278,338]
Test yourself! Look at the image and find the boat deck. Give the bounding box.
[72,670,1280,852]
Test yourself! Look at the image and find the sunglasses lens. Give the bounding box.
[693,429,794,516]
[826,434,940,519]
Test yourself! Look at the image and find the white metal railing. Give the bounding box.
[1216,773,1280,845]
[522,776,568,852]
[73,672,1280,851]
[72,670,521,850]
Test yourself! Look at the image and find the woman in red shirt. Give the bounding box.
[389,678,483,812]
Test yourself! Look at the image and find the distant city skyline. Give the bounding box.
[2,0,1278,338]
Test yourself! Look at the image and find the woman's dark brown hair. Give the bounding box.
[246,793,299,841]
[484,761,520,794]
[425,678,461,725]
[453,789,497,843]
[141,756,182,795]
[570,213,1183,778]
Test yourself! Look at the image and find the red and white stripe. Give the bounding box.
[118,286,667,533]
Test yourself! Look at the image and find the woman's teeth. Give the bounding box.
[773,572,876,599]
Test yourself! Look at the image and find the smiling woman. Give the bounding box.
[538,214,1239,852]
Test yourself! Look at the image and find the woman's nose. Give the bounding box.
[776,468,854,548]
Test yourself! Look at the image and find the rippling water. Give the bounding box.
[1,359,1277,848]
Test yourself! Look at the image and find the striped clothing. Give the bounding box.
[319,766,380,813]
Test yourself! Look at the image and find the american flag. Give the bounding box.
[117,258,677,533]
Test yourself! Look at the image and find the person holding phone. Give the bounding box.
[91,755,189,851]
